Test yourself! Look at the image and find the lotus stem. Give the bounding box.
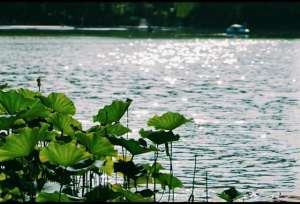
[205,171,208,202]
[188,154,197,202]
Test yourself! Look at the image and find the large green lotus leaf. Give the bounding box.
[156,173,183,190]
[109,137,157,156]
[139,128,180,145]
[112,184,153,202]
[39,141,92,167]
[0,116,17,130]
[106,123,131,136]
[40,92,76,115]
[0,127,45,162]
[36,191,72,202]
[77,132,117,159]
[0,90,34,115]
[147,112,192,130]
[88,123,131,137]
[18,100,50,121]
[17,88,41,99]
[217,187,244,202]
[48,113,81,137]
[93,99,132,125]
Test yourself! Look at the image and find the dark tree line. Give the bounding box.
[0,2,300,30]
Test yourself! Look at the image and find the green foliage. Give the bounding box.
[49,113,81,137]
[0,127,44,162]
[147,112,192,131]
[112,184,153,202]
[0,86,191,202]
[139,128,180,145]
[93,99,132,125]
[85,185,121,202]
[39,141,92,167]
[40,92,76,115]
[0,90,34,115]
[109,137,158,156]
[0,84,8,90]
[0,116,17,130]
[36,191,72,202]
[217,187,244,202]
[156,173,183,190]
[77,132,117,159]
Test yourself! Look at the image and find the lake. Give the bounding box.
[1,36,300,201]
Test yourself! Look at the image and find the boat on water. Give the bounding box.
[225,24,250,38]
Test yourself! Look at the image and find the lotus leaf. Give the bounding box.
[0,104,5,114]
[40,92,76,115]
[217,187,244,202]
[156,173,183,190]
[17,88,41,99]
[36,191,72,202]
[93,99,132,125]
[109,137,157,155]
[18,100,50,121]
[101,156,114,176]
[49,113,81,137]
[106,123,131,136]
[0,90,34,115]
[0,116,17,130]
[147,112,192,130]
[85,185,121,202]
[112,184,153,202]
[0,127,44,162]
[114,160,146,179]
[39,141,92,167]
[88,123,131,137]
[139,128,180,145]
[77,132,117,159]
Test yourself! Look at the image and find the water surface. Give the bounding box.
[1,36,300,201]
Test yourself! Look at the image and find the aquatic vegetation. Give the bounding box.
[217,187,244,202]
[0,86,192,202]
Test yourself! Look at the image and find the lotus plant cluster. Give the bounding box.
[0,84,192,202]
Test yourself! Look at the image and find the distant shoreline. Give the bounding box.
[0,25,299,39]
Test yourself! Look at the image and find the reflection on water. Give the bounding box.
[1,37,300,201]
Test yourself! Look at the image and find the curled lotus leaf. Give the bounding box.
[77,132,117,159]
[0,90,34,115]
[147,112,192,130]
[40,92,76,115]
[93,99,132,125]
[39,141,92,167]
[139,128,179,145]
[0,127,47,162]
